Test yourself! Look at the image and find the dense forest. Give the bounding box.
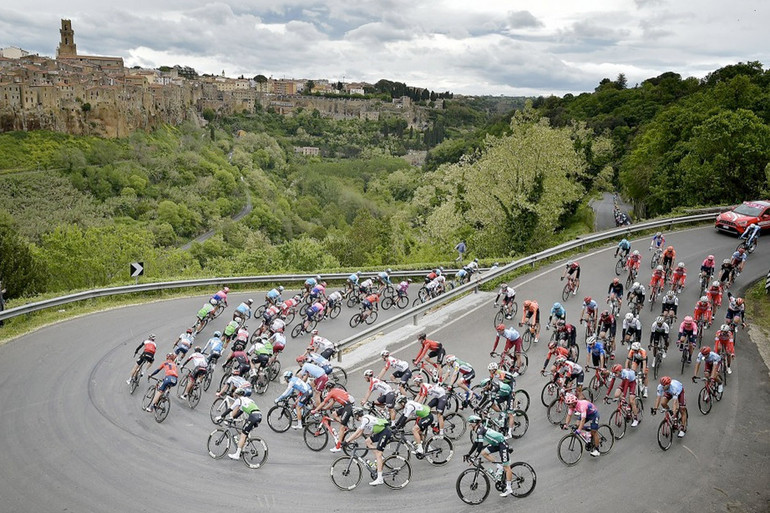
[1,62,768,301]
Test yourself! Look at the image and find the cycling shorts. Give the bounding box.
[495,394,513,411]
[392,368,413,384]
[484,442,510,465]
[369,426,392,451]
[174,345,190,356]
[584,411,599,431]
[704,361,720,375]
[504,337,523,355]
[314,374,328,392]
[207,353,221,365]
[417,413,435,432]
[337,402,353,426]
[725,309,742,321]
[377,391,396,408]
[192,367,207,381]
[590,353,604,368]
[566,371,585,387]
[428,346,446,363]
[320,348,335,360]
[460,370,475,387]
[136,352,155,366]
[714,339,734,356]
[159,375,178,391]
[243,412,262,434]
[362,300,373,310]
[502,295,515,304]
[427,396,447,414]
[664,390,686,407]
[620,379,636,397]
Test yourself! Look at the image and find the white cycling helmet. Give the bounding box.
[633,282,640,289]
[700,295,708,302]
[656,265,664,271]
[712,281,720,287]
[720,324,730,332]
[631,342,641,351]
[380,350,390,358]
[677,262,684,268]
[488,362,498,371]
[625,312,634,321]
[633,250,640,256]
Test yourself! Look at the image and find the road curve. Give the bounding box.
[1,226,768,513]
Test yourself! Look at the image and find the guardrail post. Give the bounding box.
[765,269,770,295]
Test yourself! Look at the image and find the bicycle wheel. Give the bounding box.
[303,419,329,451]
[557,434,583,466]
[493,309,504,327]
[547,398,567,425]
[207,428,232,459]
[456,468,490,505]
[154,396,170,423]
[364,310,378,325]
[330,457,362,491]
[418,287,430,303]
[650,252,658,269]
[210,397,227,423]
[268,360,281,382]
[141,386,155,410]
[721,361,728,388]
[541,381,558,407]
[383,455,411,489]
[349,314,362,328]
[514,389,530,412]
[242,436,268,469]
[424,435,453,465]
[291,324,303,338]
[443,412,467,441]
[381,296,394,310]
[561,283,570,302]
[509,409,529,439]
[587,375,605,399]
[509,301,518,318]
[698,387,712,415]
[176,374,189,399]
[396,295,409,309]
[615,259,625,276]
[328,304,341,320]
[384,438,411,461]
[680,347,687,375]
[596,424,615,454]
[284,309,296,325]
[203,369,213,392]
[129,375,139,395]
[188,384,202,409]
[521,330,532,353]
[254,372,269,395]
[267,405,293,433]
[330,366,348,387]
[509,462,537,498]
[609,410,627,440]
[518,352,529,375]
[657,419,673,451]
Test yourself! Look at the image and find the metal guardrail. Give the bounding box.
[0,212,717,328]
[332,212,717,360]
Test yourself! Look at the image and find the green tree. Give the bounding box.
[0,211,46,297]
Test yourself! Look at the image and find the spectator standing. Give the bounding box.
[454,240,467,262]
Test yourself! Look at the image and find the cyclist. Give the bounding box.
[279,295,301,318]
[519,300,541,344]
[649,265,666,296]
[649,316,670,361]
[585,335,607,369]
[607,277,624,310]
[561,261,581,295]
[693,295,713,327]
[346,271,361,294]
[359,292,380,321]
[222,319,240,348]
[312,385,356,452]
[309,329,335,360]
[393,395,433,455]
[145,353,178,412]
[414,375,447,436]
[700,255,716,283]
[413,332,445,367]
[248,337,274,375]
[627,282,646,313]
[692,346,724,393]
[605,363,640,427]
[396,278,411,298]
[265,285,284,306]
[128,334,157,384]
[626,249,642,274]
[465,415,517,497]
[202,331,224,366]
[210,286,229,307]
[303,275,320,295]
[741,223,761,247]
[649,231,665,251]
[730,248,748,274]
[444,354,477,408]
[548,301,566,328]
[671,262,687,291]
[621,312,642,346]
[361,369,396,422]
[718,259,735,288]
[491,324,523,372]
[556,319,579,361]
[562,393,601,457]
[196,301,215,325]
[358,276,374,296]
[494,284,517,319]
[651,376,687,438]
[215,388,261,460]
[466,258,480,275]
[707,280,723,309]
[309,281,327,302]
[579,296,598,333]
[345,408,392,486]
[555,356,585,398]
[326,289,343,312]
[377,350,411,395]
[725,293,745,328]
[455,267,469,284]
[216,367,252,398]
[376,269,392,290]
[678,316,698,364]
[275,370,313,430]
[479,377,516,438]
[179,346,208,400]
[614,238,631,259]
[303,300,326,331]
[257,303,281,336]
[542,341,570,375]
[625,342,649,397]
[233,299,253,324]
[296,355,328,408]
[661,246,676,271]
[714,325,735,375]
[173,328,195,363]
[661,290,679,321]
[598,310,617,344]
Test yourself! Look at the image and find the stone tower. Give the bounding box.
[57,19,77,58]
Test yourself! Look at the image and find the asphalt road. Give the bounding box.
[591,192,632,231]
[1,227,768,513]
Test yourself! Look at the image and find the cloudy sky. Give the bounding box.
[1,1,767,96]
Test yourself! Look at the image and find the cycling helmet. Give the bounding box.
[631,342,641,351]
[488,362,499,371]
[413,375,424,385]
[234,388,246,396]
[194,346,202,353]
[417,333,426,341]
[474,258,479,263]
[166,353,175,360]
[296,355,307,365]
[564,393,578,405]
[677,262,685,268]
[353,407,364,418]
[625,312,633,321]
[548,341,557,350]
[224,287,230,293]
[555,356,567,365]
[655,232,661,237]
[282,370,293,382]
[387,268,392,273]
[316,275,322,281]
[149,334,156,340]
[656,265,664,271]
[633,250,640,256]
[396,395,408,405]
[712,281,720,287]
[356,271,361,276]
[553,302,562,310]
[247,299,254,305]
[633,282,640,289]
[700,296,708,302]
[278,286,284,292]
[567,260,574,266]
[666,246,674,252]
[683,315,693,323]
[600,310,610,318]
[556,319,566,328]
[700,346,711,356]
[467,414,482,424]
[722,259,730,265]
[380,350,390,358]
[586,335,596,346]
[311,329,319,335]
[655,316,665,324]
[501,283,509,290]
[320,282,327,287]
[523,300,532,309]
[720,324,730,332]
[660,376,672,387]
[186,328,193,334]
[293,295,301,301]
[495,324,506,332]
[612,278,619,284]
[445,354,457,365]
[363,369,374,379]
[583,296,592,304]
[666,290,675,298]
[213,331,222,337]
[612,364,623,374]
[707,255,714,261]
[736,298,744,306]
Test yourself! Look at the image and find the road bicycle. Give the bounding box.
[628,295,643,317]
[605,394,643,440]
[540,373,565,407]
[656,407,686,451]
[247,361,270,395]
[141,376,171,423]
[266,395,312,432]
[580,315,596,342]
[349,308,378,328]
[556,424,615,466]
[207,418,269,469]
[614,254,627,276]
[625,266,638,290]
[323,301,342,320]
[583,366,611,403]
[291,317,317,338]
[330,445,411,491]
[490,350,529,376]
[493,301,518,326]
[381,290,409,310]
[210,393,238,423]
[455,455,536,505]
[384,423,454,465]
[678,336,695,375]
[176,368,203,409]
[649,337,666,379]
[699,269,714,295]
[736,236,758,254]
[649,247,662,269]
[407,360,443,394]
[695,376,723,415]
[518,320,537,352]
[561,277,579,301]
[470,402,529,441]
[303,411,354,452]
[648,282,662,311]
[607,295,621,317]
[127,369,143,395]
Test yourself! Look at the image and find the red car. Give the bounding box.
[714,200,770,235]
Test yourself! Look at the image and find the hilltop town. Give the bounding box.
[0,20,432,137]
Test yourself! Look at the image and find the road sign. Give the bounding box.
[130,262,144,278]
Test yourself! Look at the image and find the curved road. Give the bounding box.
[1,227,768,513]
